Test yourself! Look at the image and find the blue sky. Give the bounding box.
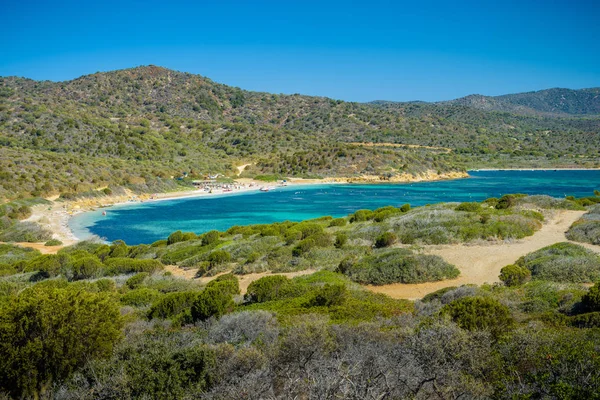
[1,0,599,102]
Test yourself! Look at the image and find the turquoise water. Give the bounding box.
[70,170,600,245]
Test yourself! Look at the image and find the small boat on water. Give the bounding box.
[102,211,107,216]
[260,186,276,192]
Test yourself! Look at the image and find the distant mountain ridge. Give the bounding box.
[442,87,600,116]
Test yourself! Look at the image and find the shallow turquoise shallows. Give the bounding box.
[69,170,600,245]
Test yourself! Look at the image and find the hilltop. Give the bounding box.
[0,66,599,199]
[444,87,600,116]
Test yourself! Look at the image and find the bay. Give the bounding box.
[69,170,600,245]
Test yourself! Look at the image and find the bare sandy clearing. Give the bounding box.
[164,265,316,294]
[368,210,588,300]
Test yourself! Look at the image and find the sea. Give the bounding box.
[69,170,600,245]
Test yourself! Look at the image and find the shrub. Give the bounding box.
[109,241,129,258]
[495,195,516,209]
[329,218,347,227]
[148,291,198,319]
[570,312,600,328]
[121,288,162,307]
[334,233,348,249]
[207,250,231,267]
[126,272,150,289]
[499,264,531,287]
[69,256,104,281]
[581,282,600,312]
[104,258,164,275]
[167,231,185,245]
[343,249,459,285]
[0,286,122,399]
[201,230,220,245]
[95,279,116,292]
[455,202,481,212]
[191,282,235,321]
[306,284,347,307]
[245,275,293,303]
[400,203,411,212]
[292,238,316,257]
[441,296,514,338]
[44,239,63,246]
[374,232,397,248]
[207,273,240,295]
[350,209,374,223]
[515,242,600,283]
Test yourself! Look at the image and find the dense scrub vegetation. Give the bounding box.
[1,193,600,397]
[1,247,600,398]
[1,66,598,199]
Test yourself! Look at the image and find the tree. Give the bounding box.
[0,285,123,398]
[499,264,531,286]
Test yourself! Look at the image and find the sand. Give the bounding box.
[368,210,598,300]
[164,265,316,294]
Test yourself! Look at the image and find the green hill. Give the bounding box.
[445,87,600,116]
[0,66,598,199]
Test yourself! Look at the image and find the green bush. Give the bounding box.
[334,233,348,249]
[581,282,600,312]
[207,273,240,295]
[244,275,293,303]
[306,284,347,307]
[69,256,104,281]
[329,218,347,227]
[109,241,129,258]
[499,264,531,287]
[455,202,481,212]
[441,296,514,338]
[400,203,411,212]
[148,291,198,319]
[126,272,150,289]
[167,231,185,245]
[0,285,122,398]
[350,209,374,223]
[342,249,459,285]
[191,282,235,321]
[515,242,600,283]
[121,288,162,307]
[44,239,63,246]
[104,258,164,275]
[207,250,231,267]
[570,312,600,328]
[374,232,397,248]
[201,230,220,245]
[292,238,316,257]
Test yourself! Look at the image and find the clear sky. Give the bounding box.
[1,0,599,102]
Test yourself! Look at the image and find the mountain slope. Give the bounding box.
[445,87,600,116]
[0,66,598,199]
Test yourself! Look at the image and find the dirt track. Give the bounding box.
[368,210,599,300]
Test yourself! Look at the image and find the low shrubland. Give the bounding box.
[566,204,600,245]
[515,242,600,283]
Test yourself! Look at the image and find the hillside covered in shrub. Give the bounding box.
[1,66,599,199]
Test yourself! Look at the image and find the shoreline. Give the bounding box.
[26,170,469,244]
[472,168,600,171]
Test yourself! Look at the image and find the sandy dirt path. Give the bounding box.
[164,265,316,294]
[368,210,593,300]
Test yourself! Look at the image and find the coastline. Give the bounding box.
[472,168,600,171]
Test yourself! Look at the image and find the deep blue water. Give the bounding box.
[70,170,600,245]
